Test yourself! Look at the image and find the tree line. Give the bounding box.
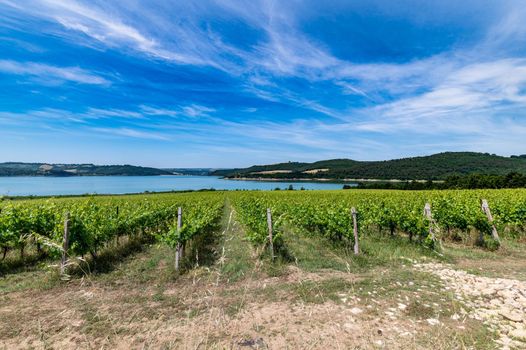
[347,172,526,190]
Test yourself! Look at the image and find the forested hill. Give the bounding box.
[0,163,174,176]
[212,152,526,180]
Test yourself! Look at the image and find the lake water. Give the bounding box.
[0,176,350,196]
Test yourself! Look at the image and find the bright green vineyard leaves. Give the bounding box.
[230,189,526,250]
[1,189,525,261]
[0,192,224,259]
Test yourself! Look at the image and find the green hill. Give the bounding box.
[0,162,174,176]
[212,152,526,180]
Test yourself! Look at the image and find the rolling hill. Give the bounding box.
[0,162,174,177]
[212,152,526,180]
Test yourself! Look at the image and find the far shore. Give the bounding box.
[224,177,444,183]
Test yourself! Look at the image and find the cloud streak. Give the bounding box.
[91,127,170,141]
[2,0,526,165]
[355,58,526,134]
[0,59,110,85]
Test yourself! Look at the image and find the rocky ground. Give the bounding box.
[415,262,526,349]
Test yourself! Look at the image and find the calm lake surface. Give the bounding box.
[0,176,349,196]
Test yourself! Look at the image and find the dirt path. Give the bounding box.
[414,262,526,349]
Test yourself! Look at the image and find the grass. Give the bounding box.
[291,277,355,304]
[441,238,526,280]
[94,243,177,286]
[76,234,154,275]
[0,237,175,294]
[1,204,523,349]
[218,204,258,282]
[0,233,165,294]
[283,226,352,272]
[0,267,60,294]
[78,301,117,338]
[282,225,444,274]
[412,322,496,350]
[0,245,55,276]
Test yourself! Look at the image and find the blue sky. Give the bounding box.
[1,0,526,168]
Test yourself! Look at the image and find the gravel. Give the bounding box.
[414,262,526,349]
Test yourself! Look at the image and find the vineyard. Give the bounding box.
[232,189,526,254]
[1,189,526,349]
[1,189,525,274]
[0,192,224,272]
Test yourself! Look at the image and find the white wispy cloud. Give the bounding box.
[139,105,178,117]
[181,104,216,118]
[355,58,526,134]
[0,0,246,71]
[335,81,373,100]
[85,108,143,119]
[92,127,170,141]
[484,1,526,51]
[0,108,92,124]
[0,59,110,85]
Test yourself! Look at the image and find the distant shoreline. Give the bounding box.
[0,174,444,183]
[225,177,444,183]
[0,174,177,178]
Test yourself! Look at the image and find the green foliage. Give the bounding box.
[214,152,526,181]
[230,189,526,253]
[1,188,524,264]
[0,192,224,260]
[354,172,526,190]
[155,196,223,248]
[479,236,501,251]
[0,162,172,176]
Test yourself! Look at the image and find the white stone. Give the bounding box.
[500,310,523,323]
[350,307,363,315]
[489,298,502,306]
[344,322,358,331]
[426,318,440,326]
[510,328,526,341]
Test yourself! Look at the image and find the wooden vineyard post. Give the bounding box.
[60,212,70,275]
[175,207,182,271]
[351,207,359,255]
[481,199,500,243]
[267,208,275,261]
[0,208,5,261]
[424,203,434,240]
[115,206,120,246]
[424,203,441,250]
